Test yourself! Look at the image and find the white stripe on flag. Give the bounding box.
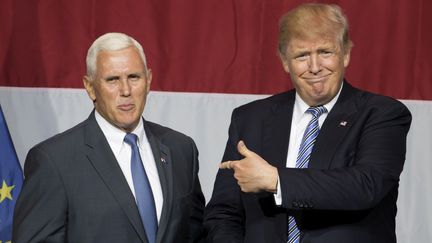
[0,87,431,243]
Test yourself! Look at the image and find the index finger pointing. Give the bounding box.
[220,160,236,169]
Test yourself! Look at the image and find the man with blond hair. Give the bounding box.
[204,3,411,243]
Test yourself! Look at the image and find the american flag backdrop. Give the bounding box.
[1,0,431,242]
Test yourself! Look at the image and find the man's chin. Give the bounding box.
[115,120,140,133]
[310,82,326,94]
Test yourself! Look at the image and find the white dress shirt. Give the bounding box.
[274,83,343,204]
[95,111,163,222]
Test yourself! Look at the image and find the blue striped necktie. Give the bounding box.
[288,106,327,243]
[124,133,158,243]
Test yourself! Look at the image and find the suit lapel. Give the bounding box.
[310,82,360,169]
[260,92,295,240]
[261,92,295,168]
[83,112,147,242]
[144,122,173,243]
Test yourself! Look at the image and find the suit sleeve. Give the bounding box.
[13,146,67,243]
[278,98,412,210]
[204,110,245,243]
[188,139,206,243]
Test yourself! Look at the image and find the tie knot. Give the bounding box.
[306,106,327,118]
[124,133,139,147]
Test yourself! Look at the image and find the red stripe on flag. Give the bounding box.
[1,0,431,100]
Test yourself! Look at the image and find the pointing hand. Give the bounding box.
[220,141,278,193]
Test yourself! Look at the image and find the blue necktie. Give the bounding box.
[288,106,327,243]
[124,133,158,243]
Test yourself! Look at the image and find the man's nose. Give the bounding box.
[308,54,322,74]
[120,79,131,96]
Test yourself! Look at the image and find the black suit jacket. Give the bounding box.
[204,82,411,243]
[13,112,205,243]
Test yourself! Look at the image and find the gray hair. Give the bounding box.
[86,32,148,78]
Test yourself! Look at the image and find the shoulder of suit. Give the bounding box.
[234,89,295,114]
[145,120,194,143]
[31,118,90,151]
[345,85,411,117]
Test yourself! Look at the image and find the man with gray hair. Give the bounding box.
[13,32,205,243]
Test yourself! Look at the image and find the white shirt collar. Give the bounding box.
[294,82,343,121]
[94,110,147,155]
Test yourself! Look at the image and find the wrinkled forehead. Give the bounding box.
[285,34,342,56]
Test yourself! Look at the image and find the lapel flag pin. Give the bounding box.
[161,157,166,163]
[339,121,347,126]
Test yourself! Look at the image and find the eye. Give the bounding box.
[105,76,119,82]
[319,50,333,57]
[295,53,309,61]
[128,74,141,81]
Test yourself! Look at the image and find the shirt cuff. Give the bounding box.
[273,174,282,205]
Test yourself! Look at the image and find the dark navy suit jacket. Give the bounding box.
[13,112,205,243]
[204,82,411,243]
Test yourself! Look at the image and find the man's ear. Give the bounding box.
[278,51,290,73]
[145,69,152,94]
[281,58,290,73]
[83,76,96,102]
[343,47,351,67]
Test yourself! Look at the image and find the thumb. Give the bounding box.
[237,140,254,158]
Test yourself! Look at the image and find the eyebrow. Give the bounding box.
[294,50,310,56]
[318,46,336,51]
[291,45,337,56]
[127,73,142,77]
[103,72,145,80]
[104,75,120,81]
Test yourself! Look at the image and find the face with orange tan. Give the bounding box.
[278,3,352,106]
[84,46,152,132]
[281,35,350,106]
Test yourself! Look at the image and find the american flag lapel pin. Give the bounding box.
[339,121,348,126]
